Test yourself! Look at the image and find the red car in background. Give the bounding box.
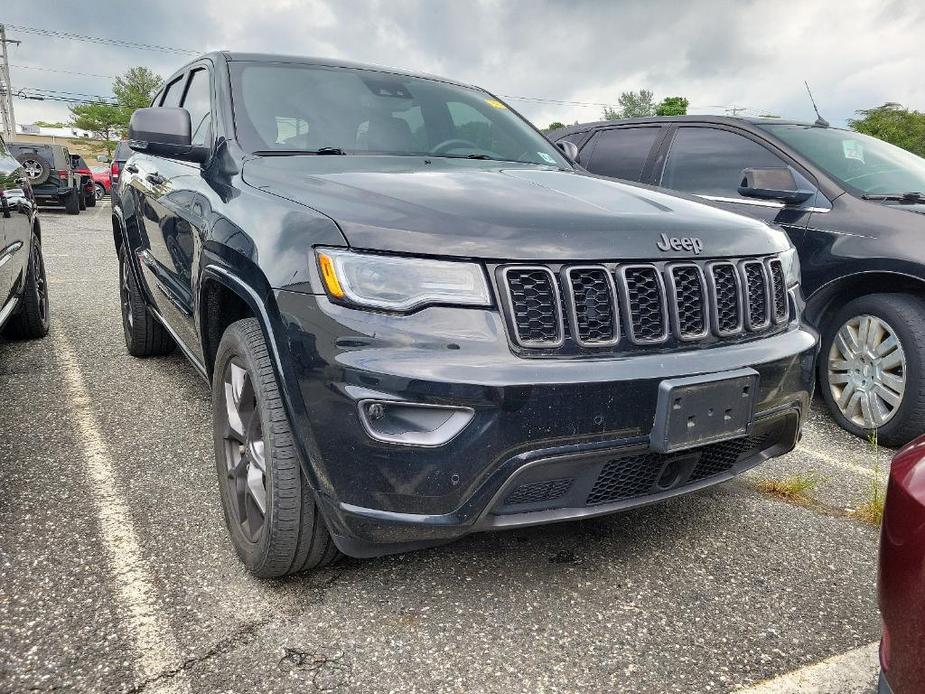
[69,154,97,209]
[90,167,111,200]
[879,435,925,693]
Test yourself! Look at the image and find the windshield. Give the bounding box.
[230,62,568,167]
[760,123,925,196]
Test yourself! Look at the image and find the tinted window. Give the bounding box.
[229,62,569,167]
[661,127,785,196]
[181,69,212,146]
[585,127,661,182]
[160,76,184,107]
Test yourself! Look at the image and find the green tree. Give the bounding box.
[546,121,566,132]
[848,103,925,157]
[68,101,124,154]
[33,120,67,128]
[655,96,689,116]
[113,66,163,111]
[602,89,656,120]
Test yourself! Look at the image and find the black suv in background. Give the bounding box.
[0,135,50,339]
[113,52,816,577]
[551,117,925,445]
[8,142,81,215]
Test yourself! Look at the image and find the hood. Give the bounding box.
[243,156,790,261]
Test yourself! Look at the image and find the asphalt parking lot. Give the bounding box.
[0,204,894,694]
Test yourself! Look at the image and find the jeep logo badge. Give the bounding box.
[656,233,703,255]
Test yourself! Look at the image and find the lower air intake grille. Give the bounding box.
[505,478,574,505]
[586,453,663,505]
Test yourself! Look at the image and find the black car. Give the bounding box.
[550,116,925,446]
[113,52,816,577]
[8,141,81,215]
[0,134,50,339]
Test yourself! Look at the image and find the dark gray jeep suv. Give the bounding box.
[113,52,817,576]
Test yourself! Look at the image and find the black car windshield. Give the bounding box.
[230,62,568,167]
[760,123,925,196]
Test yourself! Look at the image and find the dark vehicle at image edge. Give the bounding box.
[0,134,50,340]
[113,52,816,577]
[550,116,925,446]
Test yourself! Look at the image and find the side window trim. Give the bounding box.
[179,63,215,150]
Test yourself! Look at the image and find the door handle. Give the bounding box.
[125,163,139,174]
[146,172,166,186]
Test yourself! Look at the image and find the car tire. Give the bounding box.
[4,233,50,340]
[15,153,51,185]
[119,244,174,356]
[212,317,341,577]
[818,293,925,447]
[64,189,80,215]
[95,183,105,201]
[79,191,87,211]
[86,191,96,208]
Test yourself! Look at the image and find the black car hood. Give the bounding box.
[243,156,789,260]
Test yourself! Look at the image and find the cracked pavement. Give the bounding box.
[0,205,889,693]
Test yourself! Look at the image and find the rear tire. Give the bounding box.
[86,191,96,208]
[64,189,80,215]
[818,293,925,447]
[119,244,174,356]
[95,183,105,201]
[213,318,341,577]
[4,233,50,340]
[78,191,87,211]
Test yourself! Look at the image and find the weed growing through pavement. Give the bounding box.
[754,473,820,502]
[853,429,885,526]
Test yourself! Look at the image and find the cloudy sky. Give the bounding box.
[4,0,924,131]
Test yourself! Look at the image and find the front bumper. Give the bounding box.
[275,291,817,558]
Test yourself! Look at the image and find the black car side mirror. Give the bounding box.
[738,166,814,204]
[556,140,580,164]
[128,107,209,164]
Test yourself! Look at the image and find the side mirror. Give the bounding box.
[556,140,580,164]
[738,166,814,204]
[128,107,209,164]
[96,154,110,163]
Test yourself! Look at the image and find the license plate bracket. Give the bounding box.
[650,368,759,454]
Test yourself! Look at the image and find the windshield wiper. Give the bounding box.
[251,147,347,156]
[862,192,925,203]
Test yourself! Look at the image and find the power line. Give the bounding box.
[21,85,116,100]
[10,63,115,79]
[2,22,198,55]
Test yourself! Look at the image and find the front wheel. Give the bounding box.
[212,318,341,577]
[819,293,925,447]
[118,244,174,356]
[3,233,49,339]
[95,183,105,201]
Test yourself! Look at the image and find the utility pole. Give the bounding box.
[0,24,20,139]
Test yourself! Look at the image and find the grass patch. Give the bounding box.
[851,429,886,527]
[754,474,819,502]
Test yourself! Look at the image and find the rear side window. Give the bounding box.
[181,69,213,146]
[160,76,184,107]
[661,127,785,196]
[584,127,661,182]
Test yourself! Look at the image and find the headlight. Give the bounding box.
[316,248,491,312]
[780,247,800,288]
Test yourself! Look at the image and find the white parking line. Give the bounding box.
[735,641,879,693]
[52,329,190,694]
[796,444,881,479]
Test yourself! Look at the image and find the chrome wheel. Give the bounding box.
[828,314,906,429]
[22,159,42,179]
[221,360,267,543]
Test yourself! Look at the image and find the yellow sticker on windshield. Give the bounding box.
[485,98,507,109]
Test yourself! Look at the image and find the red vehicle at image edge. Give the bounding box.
[879,434,925,693]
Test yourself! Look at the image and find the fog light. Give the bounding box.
[358,400,474,447]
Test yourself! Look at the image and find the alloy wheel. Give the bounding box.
[32,243,47,324]
[120,258,134,334]
[22,159,42,179]
[827,314,906,429]
[221,359,267,543]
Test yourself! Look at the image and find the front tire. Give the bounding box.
[819,293,925,447]
[119,244,174,356]
[95,183,105,201]
[212,318,341,577]
[4,233,50,339]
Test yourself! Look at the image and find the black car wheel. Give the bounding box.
[213,318,341,577]
[819,293,925,447]
[64,189,80,215]
[4,233,50,340]
[78,191,87,211]
[15,153,51,186]
[95,183,105,201]
[118,244,174,356]
[86,190,96,208]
